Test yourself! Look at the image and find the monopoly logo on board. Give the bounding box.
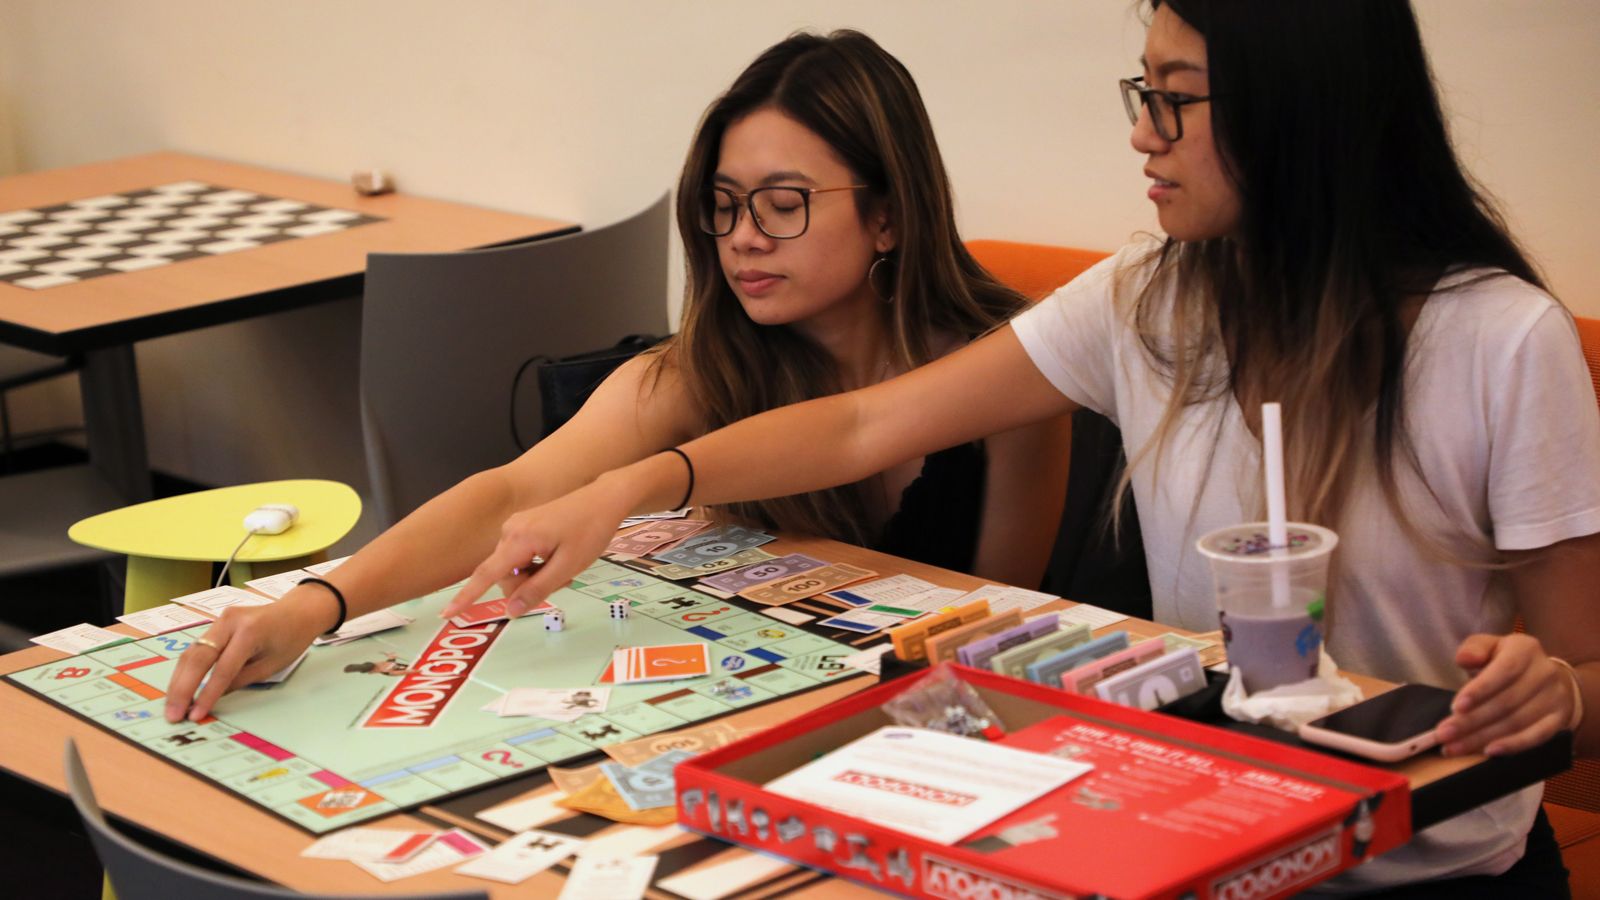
[363,620,506,728]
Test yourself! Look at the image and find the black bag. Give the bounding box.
[511,334,666,450]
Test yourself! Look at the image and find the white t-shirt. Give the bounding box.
[1012,242,1600,889]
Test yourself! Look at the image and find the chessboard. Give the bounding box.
[0,181,383,290]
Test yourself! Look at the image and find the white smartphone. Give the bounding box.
[1297,683,1457,762]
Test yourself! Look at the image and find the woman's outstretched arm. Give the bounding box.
[447,325,1079,617]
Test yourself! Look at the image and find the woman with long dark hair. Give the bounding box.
[163,33,1069,723]
[444,3,1598,892]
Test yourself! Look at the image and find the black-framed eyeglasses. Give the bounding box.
[697,185,869,239]
[1120,76,1216,143]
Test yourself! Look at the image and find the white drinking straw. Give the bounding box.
[1261,402,1292,608]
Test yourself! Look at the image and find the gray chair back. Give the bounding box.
[359,193,670,527]
[63,738,489,899]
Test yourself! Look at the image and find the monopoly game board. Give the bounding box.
[7,560,862,834]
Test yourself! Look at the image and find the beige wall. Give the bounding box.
[2,1,1596,512]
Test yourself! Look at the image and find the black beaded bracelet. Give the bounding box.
[297,577,348,635]
[664,447,695,510]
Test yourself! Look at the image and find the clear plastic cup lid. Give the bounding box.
[1195,522,1339,560]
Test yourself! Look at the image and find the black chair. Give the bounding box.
[64,738,489,900]
[0,347,81,471]
[1040,409,1153,619]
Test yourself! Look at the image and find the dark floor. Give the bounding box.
[2,442,211,899]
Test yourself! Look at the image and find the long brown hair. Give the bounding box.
[658,30,1025,544]
[1124,1,1547,563]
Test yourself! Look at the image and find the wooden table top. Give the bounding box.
[0,152,576,354]
[0,533,1491,897]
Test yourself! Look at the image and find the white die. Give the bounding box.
[608,600,629,620]
[543,608,565,631]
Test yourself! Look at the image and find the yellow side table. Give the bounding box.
[69,479,362,614]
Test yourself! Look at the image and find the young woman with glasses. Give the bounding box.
[164,33,1070,722]
[444,2,1599,893]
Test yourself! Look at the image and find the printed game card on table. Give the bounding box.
[312,609,413,646]
[454,828,586,884]
[826,573,942,608]
[613,644,712,683]
[31,623,132,654]
[171,586,273,616]
[356,828,489,882]
[300,827,438,862]
[448,596,552,627]
[498,687,611,720]
[117,603,213,636]
[560,854,659,900]
[1058,602,1130,630]
[763,726,1092,844]
[951,584,1059,616]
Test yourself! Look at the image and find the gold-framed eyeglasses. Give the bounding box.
[1120,76,1216,143]
[697,185,869,239]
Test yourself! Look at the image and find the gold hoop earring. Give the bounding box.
[868,255,895,304]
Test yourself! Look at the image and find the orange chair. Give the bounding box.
[1544,316,1600,889]
[966,239,1152,615]
[965,239,1108,302]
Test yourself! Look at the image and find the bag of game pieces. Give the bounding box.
[882,666,1006,740]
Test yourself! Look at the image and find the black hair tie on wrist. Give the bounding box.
[297,577,348,635]
[664,447,695,510]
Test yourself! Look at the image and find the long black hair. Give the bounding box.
[1132,0,1545,553]
[663,30,1024,543]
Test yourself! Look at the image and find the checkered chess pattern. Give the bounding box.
[0,181,383,290]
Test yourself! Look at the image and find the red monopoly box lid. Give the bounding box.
[675,664,1411,900]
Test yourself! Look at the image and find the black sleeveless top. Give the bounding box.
[873,441,986,574]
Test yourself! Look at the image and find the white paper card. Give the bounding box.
[758,607,814,626]
[577,824,684,861]
[953,584,1059,616]
[455,829,585,884]
[312,608,413,645]
[1059,603,1130,629]
[172,586,272,615]
[559,854,658,900]
[841,644,894,675]
[30,623,129,654]
[826,574,940,605]
[655,850,794,900]
[893,587,968,612]
[300,827,434,861]
[764,727,1092,844]
[117,603,212,635]
[499,687,611,720]
[477,793,571,833]
[303,555,351,576]
[242,570,309,599]
[355,829,488,882]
